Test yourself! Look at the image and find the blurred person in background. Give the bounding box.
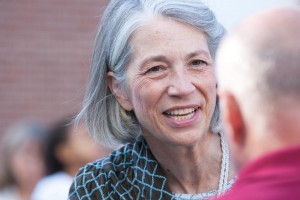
[0,120,47,200]
[31,116,113,200]
[215,6,300,200]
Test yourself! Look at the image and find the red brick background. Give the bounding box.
[0,0,108,138]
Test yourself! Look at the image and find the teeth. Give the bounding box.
[167,108,195,116]
[169,112,194,121]
[165,108,198,121]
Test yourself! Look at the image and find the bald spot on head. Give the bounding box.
[217,7,300,106]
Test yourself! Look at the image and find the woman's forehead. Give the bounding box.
[129,18,210,62]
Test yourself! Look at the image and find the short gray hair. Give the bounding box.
[77,0,225,148]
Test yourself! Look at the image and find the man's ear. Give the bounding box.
[219,91,246,147]
[107,71,133,111]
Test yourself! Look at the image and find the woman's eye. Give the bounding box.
[146,65,162,73]
[191,59,207,66]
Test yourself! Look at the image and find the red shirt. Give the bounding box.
[216,146,300,200]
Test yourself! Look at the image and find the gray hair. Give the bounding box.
[77,0,226,148]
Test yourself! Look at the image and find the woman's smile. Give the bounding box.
[163,106,201,127]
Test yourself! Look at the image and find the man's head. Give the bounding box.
[216,7,300,170]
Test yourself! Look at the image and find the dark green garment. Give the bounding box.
[68,138,173,200]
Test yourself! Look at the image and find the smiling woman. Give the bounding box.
[68,0,236,199]
[114,17,217,146]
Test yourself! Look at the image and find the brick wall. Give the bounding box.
[0,0,108,137]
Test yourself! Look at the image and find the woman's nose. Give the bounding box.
[167,71,195,97]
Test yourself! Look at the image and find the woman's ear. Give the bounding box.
[107,71,133,111]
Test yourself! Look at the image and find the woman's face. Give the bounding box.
[114,17,216,147]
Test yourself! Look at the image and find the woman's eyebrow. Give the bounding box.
[140,55,170,66]
[139,50,211,67]
[184,50,211,61]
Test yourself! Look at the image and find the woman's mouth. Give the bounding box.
[163,107,200,121]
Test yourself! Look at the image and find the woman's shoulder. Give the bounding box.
[82,140,144,173]
[68,140,149,199]
[69,140,145,188]
[68,139,173,199]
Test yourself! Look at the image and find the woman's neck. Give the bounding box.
[146,132,223,194]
